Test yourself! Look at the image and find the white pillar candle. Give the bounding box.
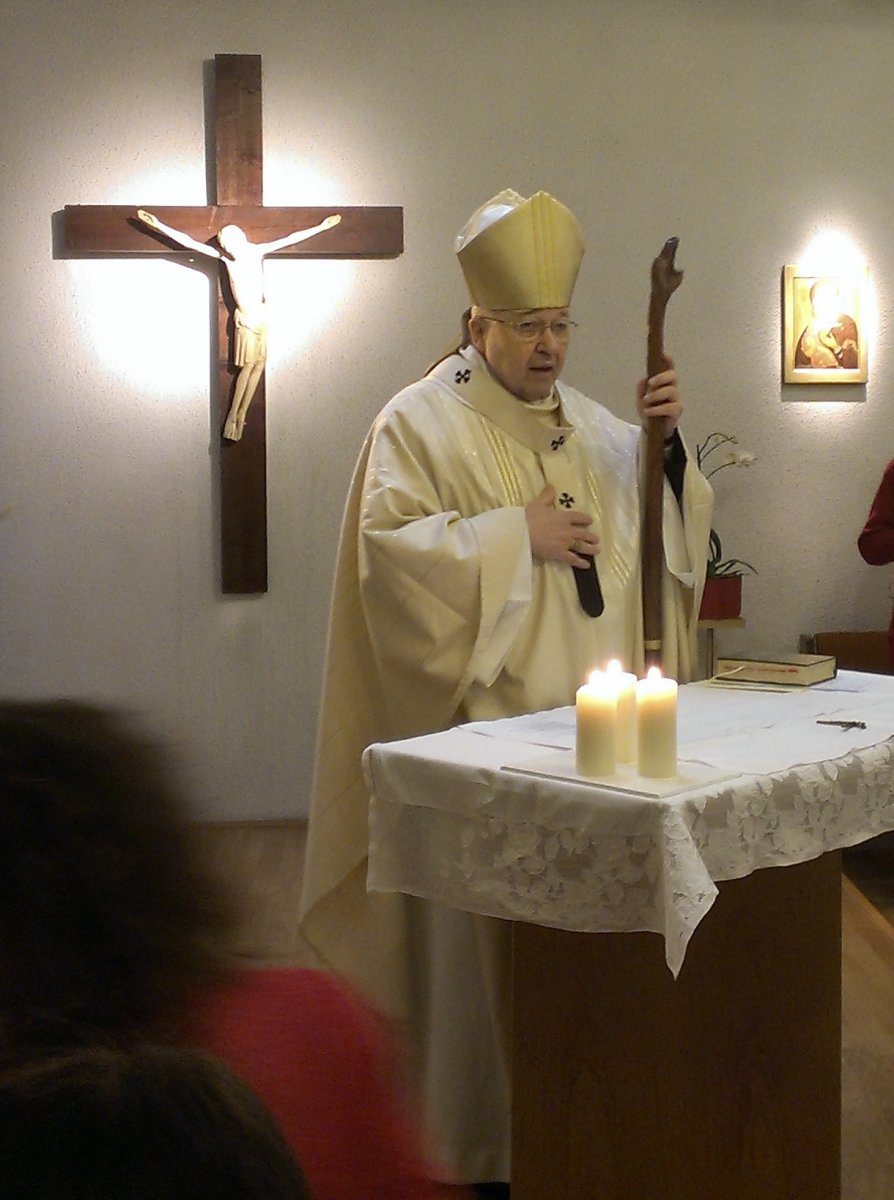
[576,670,617,777]
[636,666,678,778]
[605,659,637,764]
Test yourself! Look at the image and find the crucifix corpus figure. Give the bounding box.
[137,209,342,440]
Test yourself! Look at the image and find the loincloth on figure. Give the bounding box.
[233,306,268,367]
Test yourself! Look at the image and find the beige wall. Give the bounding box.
[2,0,892,818]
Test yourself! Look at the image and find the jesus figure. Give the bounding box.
[137,210,341,440]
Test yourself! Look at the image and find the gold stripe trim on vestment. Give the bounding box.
[482,423,523,506]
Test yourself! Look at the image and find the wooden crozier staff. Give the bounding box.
[642,237,683,670]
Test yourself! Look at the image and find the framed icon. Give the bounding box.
[783,265,867,384]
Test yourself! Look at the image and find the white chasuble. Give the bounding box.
[300,345,713,1182]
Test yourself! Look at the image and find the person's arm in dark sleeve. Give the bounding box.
[858,460,894,565]
[664,429,686,507]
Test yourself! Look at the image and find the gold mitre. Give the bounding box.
[455,188,585,310]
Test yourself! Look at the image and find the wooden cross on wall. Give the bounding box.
[61,54,403,594]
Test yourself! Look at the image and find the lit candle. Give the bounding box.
[576,670,617,776]
[635,667,678,778]
[605,659,637,764]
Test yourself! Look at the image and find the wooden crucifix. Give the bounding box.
[61,54,403,594]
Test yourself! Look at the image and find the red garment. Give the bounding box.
[191,967,468,1200]
[858,457,894,666]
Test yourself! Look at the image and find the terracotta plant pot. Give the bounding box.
[699,574,742,620]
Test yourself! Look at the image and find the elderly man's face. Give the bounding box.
[470,309,570,402]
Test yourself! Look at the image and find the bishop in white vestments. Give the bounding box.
[300,189,714,1186]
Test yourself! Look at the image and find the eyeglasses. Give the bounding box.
[478,315,578,342]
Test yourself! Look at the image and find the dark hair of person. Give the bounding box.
[0,1044,312,1200]
[0,701,235,1057]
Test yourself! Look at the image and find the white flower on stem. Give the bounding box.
[697,431,758,577]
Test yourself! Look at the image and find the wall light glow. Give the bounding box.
[262,157,351,207]
[794,228,878,362]
[68,259,210,401]
[264,258,355,364]
[796,230,864,276]
[261,159,361,361]
[111,162,208,207]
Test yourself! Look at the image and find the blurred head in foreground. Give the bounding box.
[0,700,235,1056]
[0,1043,311,1200]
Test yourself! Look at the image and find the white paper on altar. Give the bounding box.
[679,677,894,774]
[504,752,739,797]
[459,671,894,777]
[814,672,891,694]
[463,706,575,749]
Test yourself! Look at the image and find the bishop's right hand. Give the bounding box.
[524,484,599,568]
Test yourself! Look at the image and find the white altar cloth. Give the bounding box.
[363,670,894,975]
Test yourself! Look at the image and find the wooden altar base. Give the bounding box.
[511,852,842,1200]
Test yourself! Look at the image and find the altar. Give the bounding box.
[363,671,894,1199]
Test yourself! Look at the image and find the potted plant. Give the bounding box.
[696,433,757,620]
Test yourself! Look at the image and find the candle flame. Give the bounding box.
[606,659,622,675]
[646,666,663,682]
[588,669,602,687]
